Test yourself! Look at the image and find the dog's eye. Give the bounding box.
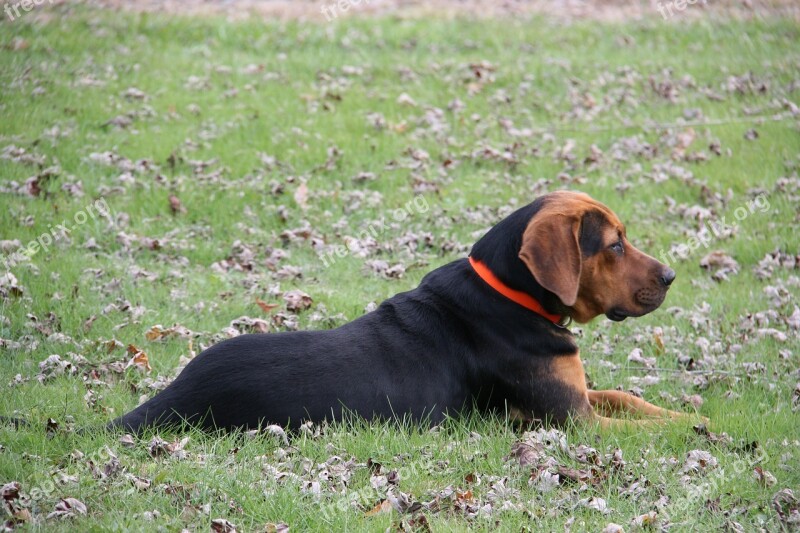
[610,240,624,254]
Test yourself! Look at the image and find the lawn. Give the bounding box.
[1,4,799,531]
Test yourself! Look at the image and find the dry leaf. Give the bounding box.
[294,182,309,210]
[283,290,312,312]
[126,344,152,373]
[1,481,20,501]
[365,499,393,516]
[507,441,544,467]
[256,299,280,313]
[211,518,237,532]
[47,498,87,519]
[169,194,186,215]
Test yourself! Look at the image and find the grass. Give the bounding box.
[1,5,799,531]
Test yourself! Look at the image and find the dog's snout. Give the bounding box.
[660,268,676,287]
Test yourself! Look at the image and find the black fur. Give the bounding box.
[110,198,587,433]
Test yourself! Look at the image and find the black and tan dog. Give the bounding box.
[109,190,695,433]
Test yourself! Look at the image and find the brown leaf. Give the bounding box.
[10,37,29,51]
[145,324,194,342]
[507,441,544,467]
[127,474,151,490]
[365,499,393,516]
[47,498,87,519]
[148,436,189,458]
[692,424,734,446]
[294,182,309,210]
[754,466,777,487]
[126,344,152,373]
[83,315,97,332]
[1,481,20,501]
[256,299,280,313]
[211,518,238,532]
[168,194,186,215]
[105,339,124,353]
[632,511,658,527]
[230,315,270,334]
[145,326,164,341]
[772,488,799,524]
[283,290,312,312]
[556,466,605,486]
[408,514,431,532]
[13,507,32,523]
[700,250,739,282]
[456,490,473,503]
[653,331,665,353]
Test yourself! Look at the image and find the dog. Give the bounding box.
[107,190,695,433]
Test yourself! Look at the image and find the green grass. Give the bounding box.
[1,6,799,531]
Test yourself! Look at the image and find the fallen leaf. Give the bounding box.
[507,441,544,467]
[700,250,739,282]
[365,499,393,516]
[256,299,280,313]
[211,518,237,532]
[168,194,186,215]
[294,182,309,210]
[557,466,605,486]
[283,290,313,312]
[408,513,431,532]
[47,498,87,519]
[1,481,20,501]
[772,488,800,525]
[632,511,658,527]
[126,344,152,373]
[681,450,718,474]
[754,466,777,487]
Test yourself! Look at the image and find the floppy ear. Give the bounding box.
[518,213,582,306]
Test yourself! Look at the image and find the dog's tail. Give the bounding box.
[106,385,204,434]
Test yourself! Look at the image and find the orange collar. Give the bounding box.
[468,256,564,325]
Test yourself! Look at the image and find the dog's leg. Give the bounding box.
[587,389,701,421]
[591,413,666,429]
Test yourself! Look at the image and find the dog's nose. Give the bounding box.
[660,268,676,287]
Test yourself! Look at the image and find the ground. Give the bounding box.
[0,1,799,531]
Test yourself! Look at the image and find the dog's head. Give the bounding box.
[519,191,675,324]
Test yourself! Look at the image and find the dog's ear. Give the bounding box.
[518,213,581,306]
